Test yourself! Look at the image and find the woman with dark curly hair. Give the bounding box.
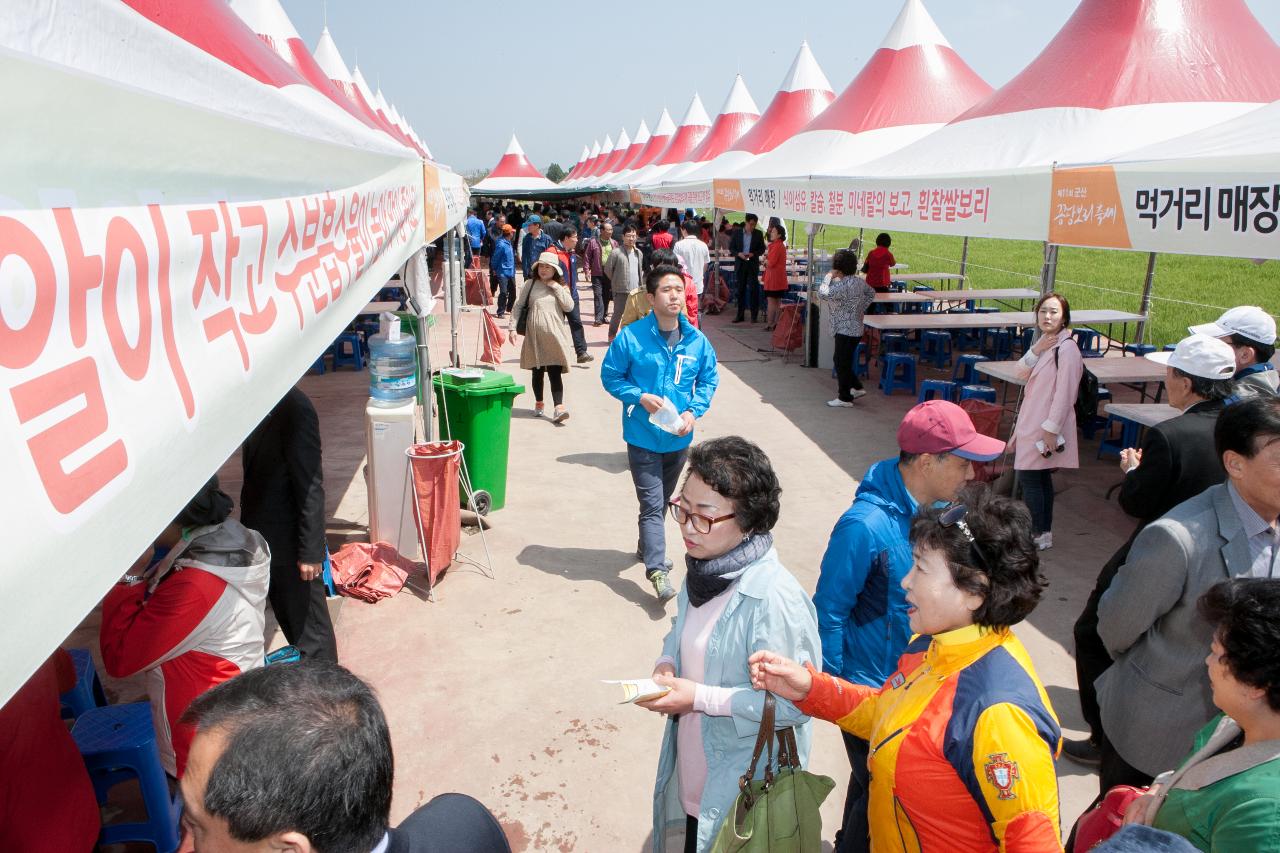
[1117,578,1280,852]
[636,436,820,853]
[751,485,1064,852]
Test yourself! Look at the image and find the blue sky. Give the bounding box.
[280,0,1280,173]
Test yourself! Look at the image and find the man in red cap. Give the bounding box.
[812,400,1004,853]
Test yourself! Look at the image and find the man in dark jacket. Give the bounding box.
[729,214,765,324]
[241,386,338,662]
[1065,333,1236,765]
[582,221,617,326]
[547,224,592,363]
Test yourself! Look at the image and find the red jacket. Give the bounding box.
[100,521,270,776]
[763,239,789,293]
[864,246,896,290]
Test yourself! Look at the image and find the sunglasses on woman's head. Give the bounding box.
[939,503,993,575]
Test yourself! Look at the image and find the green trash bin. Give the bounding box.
[432,368,525,514]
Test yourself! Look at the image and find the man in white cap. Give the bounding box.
[1065,333,1237,767]
[1190,305,1278,398]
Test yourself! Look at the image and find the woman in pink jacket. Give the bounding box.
[1013,292,1083,550]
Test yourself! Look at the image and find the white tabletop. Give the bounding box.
[872,288,1040,303]
[360,301,401,316]
[975,360,1029,387]
[865,309,1145,331]
[1085,357,1167,384]
[889,272,966,283]
[1103,403,1181,428]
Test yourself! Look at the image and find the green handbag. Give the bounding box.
[709,692,835,853]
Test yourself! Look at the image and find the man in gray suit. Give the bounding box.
[1095,396,1280,794]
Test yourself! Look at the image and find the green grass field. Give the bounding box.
[790,223,1280,349]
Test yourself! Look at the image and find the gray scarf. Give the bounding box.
[685,533,774,607]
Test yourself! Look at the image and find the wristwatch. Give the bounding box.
[118,574,144,586]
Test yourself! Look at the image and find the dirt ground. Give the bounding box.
[75,285,1152,851]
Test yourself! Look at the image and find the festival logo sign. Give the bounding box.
[1049,166,1132,249]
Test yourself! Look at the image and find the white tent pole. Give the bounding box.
[804,227,816,368]
[1136,252,1157,346]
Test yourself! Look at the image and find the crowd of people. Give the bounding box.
[8,193,1280,853]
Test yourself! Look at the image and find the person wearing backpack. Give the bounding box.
[1012,292,1083,551]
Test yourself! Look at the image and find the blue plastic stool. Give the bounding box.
[1097,413,1142,460]
[1124,343,1157,357]
[953,353,989,385]
[981,329,1013,360]
[1163,344,1178,352]
[60,648,107,720]
[1074,328,1104,358]
[959,384,998,403]
[331,331,365,370]
[973,306,1000,314]
[921,331,954,368]
[918,379,957,403]
[853,342,871,379]
[880,333,908,354]
[309,351,328,375]
[1016,327,1035,355]
[880,353,917,396]
[72,702,181,853]
[1080,388,1112,439]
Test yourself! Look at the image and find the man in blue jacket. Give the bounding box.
[464,209,485,255]
[519,215,552,281]
[489,224,516,318]
[813,399,1004,853]
[601,263,719,602]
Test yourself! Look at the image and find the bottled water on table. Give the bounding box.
[368,314,417,407]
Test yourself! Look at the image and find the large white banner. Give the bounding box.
[0,2,466,704]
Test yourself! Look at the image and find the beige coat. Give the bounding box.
[511,278,574,369]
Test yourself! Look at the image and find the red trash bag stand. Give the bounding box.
[406,441,463,593]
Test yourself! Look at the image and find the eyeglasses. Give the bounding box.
[669,500,736,535]
[938,503,993,575]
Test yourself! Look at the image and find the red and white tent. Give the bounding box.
[0,0,467,706]
[472,134,559,195]
[672,42,834,183]
[858,0,1280,178]
[583,133,616,180]
[726,0,1280,243]
[660,75,761,183]
[623,94,712,187]
[564,145,590,181]
[610,119,652,176]
[575,139,603,183]
[313,26,410,148]
[619,108,677,179]
[730,0,991,178]
[594,126,633,181]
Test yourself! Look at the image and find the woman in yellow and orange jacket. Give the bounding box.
[752,487,1064,852]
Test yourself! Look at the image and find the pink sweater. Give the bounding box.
[1012,329,1084,470]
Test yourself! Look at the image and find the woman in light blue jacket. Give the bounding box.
[636,436,821,852]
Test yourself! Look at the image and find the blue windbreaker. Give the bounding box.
[490,237,515,278]
[520,231,553,279]
[465,215,485,249]
[600,312,718,453]
[812,458,919,687]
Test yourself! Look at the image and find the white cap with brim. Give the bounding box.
[1189,306,1276,345]
[1146,333,1237,380]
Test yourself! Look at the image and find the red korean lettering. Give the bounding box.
[52,208,104,349]
[101,217,153,381]
[147,205,195,418]
[188,207,223,308]
[10,357,128,514]
[235,203,277,335]
[0,215,57,369]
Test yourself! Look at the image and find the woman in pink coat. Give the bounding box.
[1013,292,1083,550]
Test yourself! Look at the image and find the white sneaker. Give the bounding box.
[1034,532,1053,551]
[827,399,855,408]
[850,389,867,400]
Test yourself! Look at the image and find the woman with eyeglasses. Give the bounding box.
[750,485,1064,853]
[636,436,820,853]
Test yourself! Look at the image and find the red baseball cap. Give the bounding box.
[897,400,1005,462]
